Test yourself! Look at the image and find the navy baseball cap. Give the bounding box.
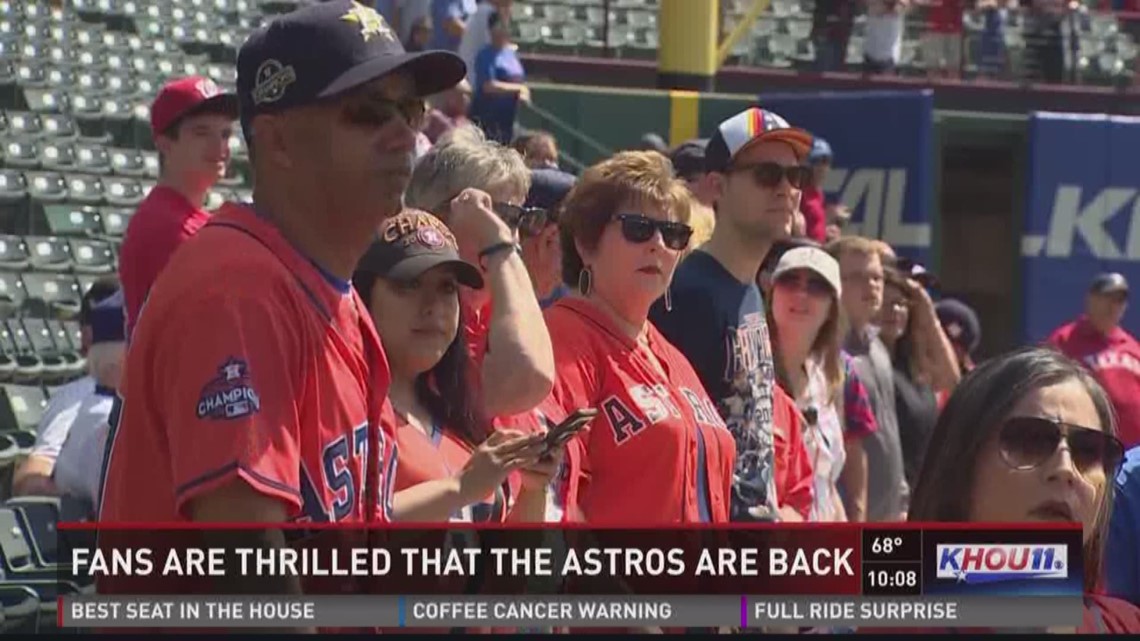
[808,137,833,164]
[1090,272,1129,295]
[357,210,483,289]
[669,139,708,180]
[935,298,981,355]
[525,168,577,211]
[236,0,466,143]
[89,289,126,345]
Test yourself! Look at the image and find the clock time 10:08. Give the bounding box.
[863,562,921,596]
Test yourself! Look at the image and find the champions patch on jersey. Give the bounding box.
[196,357,261,420]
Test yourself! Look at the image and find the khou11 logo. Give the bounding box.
[935,544,1068,584]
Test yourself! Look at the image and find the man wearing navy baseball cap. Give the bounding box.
[99,2,468,604]
[1048,272,1140,450]
[521,167,576,307]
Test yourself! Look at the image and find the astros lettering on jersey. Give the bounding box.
[540,297,736,524]
[98,203,397,529]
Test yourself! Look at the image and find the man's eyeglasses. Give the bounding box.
[615,213,693,251]
[998,416,1124,476]
[341,93,426,130]
[730,162,812,189]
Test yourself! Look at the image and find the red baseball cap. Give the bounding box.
[150,75,238,138]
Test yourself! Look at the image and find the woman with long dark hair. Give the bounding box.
[877,264,959,488]
[354,209,557,522]
[903,347,1140,632]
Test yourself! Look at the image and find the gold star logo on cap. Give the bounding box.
[341,1,395,43]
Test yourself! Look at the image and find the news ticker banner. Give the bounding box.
[60,594,1083,629]
[57,524,1084,600]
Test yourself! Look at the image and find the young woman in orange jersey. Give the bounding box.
[353,209,559,523]
[546,151,736,524]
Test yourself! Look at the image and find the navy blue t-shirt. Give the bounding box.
[650,250,779,522]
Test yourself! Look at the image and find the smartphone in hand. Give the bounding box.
[541,408,598,457]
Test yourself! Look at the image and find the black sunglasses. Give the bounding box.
[615,214,693,251]
[998,416,1125,476]
[494,203,549,236]
[775,271,833,298]
[341,94,426,130]
[731,162,812,189]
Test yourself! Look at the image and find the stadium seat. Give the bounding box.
[0,432,18,464]
[39,113,77,141]
[108,147,145,177]
[142,150,159,179]
[3,139,40,169]
[74,143,111,175]
[24,171,69,205]
[42,67,75,91]
[67,92,104,124]
[0,236,28,271]
[4,496,64,566]
[64,174,103,206]
[0,271,26,318]
[0,169,28,221]
[44,318,82,379]
[16,318,66,381]
[100,72,135,98]
[98,207,131,237]
[24,236,73,272]
[37,140,76,173]
[13,62,49,90]
[0,378,48,421]
[61,320,81,351]
[5,112,44,139]
[68,238,114,274]
[0,585,40,634]
[0,506,33,572]
[40,205,102,237]
[21,271,81,318]
[103,176,144,207]
[0,60,16,90]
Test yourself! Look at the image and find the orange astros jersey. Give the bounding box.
[542,297,736,524]
[98,203,397,525]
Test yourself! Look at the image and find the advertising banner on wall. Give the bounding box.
[1022,113,1140,342]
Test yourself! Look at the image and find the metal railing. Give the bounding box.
[510,0,1140,90]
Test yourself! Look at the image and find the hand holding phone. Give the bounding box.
[541,408,598,457]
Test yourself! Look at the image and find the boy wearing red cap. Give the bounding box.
[119,75,238,337]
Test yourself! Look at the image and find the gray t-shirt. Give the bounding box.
[845,327,909,521]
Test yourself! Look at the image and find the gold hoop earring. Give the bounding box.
[578,266,593,296]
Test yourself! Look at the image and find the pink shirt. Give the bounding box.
[119,185,210,337]
[1047,316,1140,448]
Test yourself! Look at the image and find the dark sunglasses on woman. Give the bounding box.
[731,162,813,189]
[998,416,1125,475]
[341,93,426,130]
[615,213,693,251]
[775,272,832,297]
